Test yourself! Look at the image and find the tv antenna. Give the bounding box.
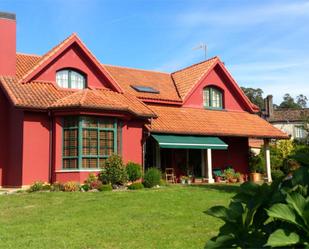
[193,43,207,60]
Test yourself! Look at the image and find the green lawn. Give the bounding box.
[0,184,238,249]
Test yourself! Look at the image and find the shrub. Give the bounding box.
[128,182,144,190]
[63,181,80,192]
[84,173,98,185]
[126,162,142,182]
[28,181,44,192]
[51,182,64,192]
[143,167,161,188]
[81,184,90,192]
[98,154,127,185]
[90,180,103,190]
[205,161,309,248]
[271,169,285,181]
[98,184,113,192]
[42,184,51,191]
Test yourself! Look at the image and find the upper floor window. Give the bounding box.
[295,126,305,139]
[203,86,223,109]
[56,69,86,89]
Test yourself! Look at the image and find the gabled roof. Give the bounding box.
[171,57,218,99]
[148,105,288,139]
[171,57,259,113]
[268,108,309,123]
[19,33,123,93]
[0,76,155,118]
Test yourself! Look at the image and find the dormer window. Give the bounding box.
[203,86,223,109]
[56,69,86,89]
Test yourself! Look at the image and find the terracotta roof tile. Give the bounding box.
[147,105,288,139]
[103,65,181,102]
[16,53,41,80]
[171,57,218,99]
[0,76,154,118]
[249,138,264,148]
[51,88,155,117]
[268,108,309,122]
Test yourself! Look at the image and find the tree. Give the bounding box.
[296,94,308,108]
[279,94,301,109]
[241,87,264,110]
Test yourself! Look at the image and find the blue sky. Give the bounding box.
[1,0,308,104]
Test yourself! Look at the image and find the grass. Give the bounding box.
[0,184,238,249]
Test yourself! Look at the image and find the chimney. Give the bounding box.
[265,95,274,117]
[0,12,16,76]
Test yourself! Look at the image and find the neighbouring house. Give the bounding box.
[264,95,308,141]
[0,12,287,187]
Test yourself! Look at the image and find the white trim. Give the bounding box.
[207,149,214,184]
[55,169,101,173]
[159,142,228,147]
[264,142,272,183]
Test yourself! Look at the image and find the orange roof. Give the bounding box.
[0,76,154,118]
[104,65,181,103]
[171,57,218,99]
[249,138,264,148]
[147,105,288,139]
[51,88,155,117]
[16,53,40,80]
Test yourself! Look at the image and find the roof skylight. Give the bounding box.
[131,85,160,94]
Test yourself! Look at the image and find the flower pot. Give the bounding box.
[250,172,261,182]
[187,179,192,185]
[229,178,237,183]
[215,176,221,182]
[181,179,186,184]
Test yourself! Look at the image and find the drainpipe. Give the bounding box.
[48,111,53,184]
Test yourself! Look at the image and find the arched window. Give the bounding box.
[203,86,223,109]
[56,69,86,89]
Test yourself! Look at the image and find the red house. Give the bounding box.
[0,12,287,187]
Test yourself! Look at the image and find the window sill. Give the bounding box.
[55,169,101,173]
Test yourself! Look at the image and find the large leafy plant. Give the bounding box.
[205,154,309,248]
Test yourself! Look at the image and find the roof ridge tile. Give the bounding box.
[171,56,219,75]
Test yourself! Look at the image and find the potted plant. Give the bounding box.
[213,171,222,183]
[235,172,244,183]
[187,175,192,185]
[180,176,187,184]
[223,168,237,183]
[249,151,264,182]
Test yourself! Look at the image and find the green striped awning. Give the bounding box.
[152,134,228,150]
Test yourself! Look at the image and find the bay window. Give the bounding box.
[63,116,121,169]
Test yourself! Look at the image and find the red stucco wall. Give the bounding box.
[0,90,9,186]
[212,137,249,174]
[183,65,247,111]
[122,120,144,165]
[22,112,50,185]
[0,17,16,76]
[33,44,112,89]
[6,107,23,187]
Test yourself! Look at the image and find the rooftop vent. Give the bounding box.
[131,85,160,94]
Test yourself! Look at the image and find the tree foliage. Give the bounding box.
[279,94,304,109]
[205,148,309,248]
[241,87,264,110]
